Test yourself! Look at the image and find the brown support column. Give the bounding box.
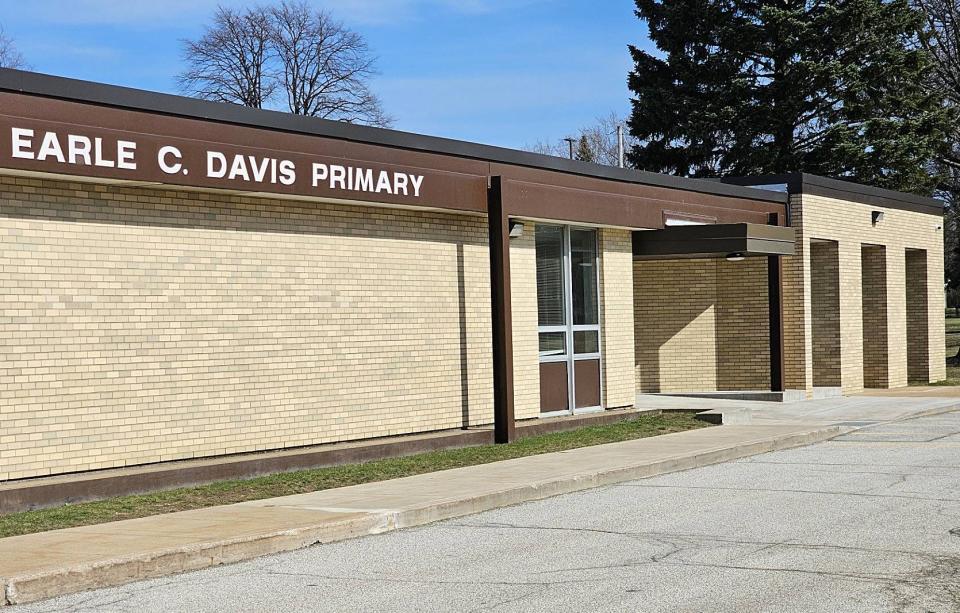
[488,176,516,443]
[768,212,786,392]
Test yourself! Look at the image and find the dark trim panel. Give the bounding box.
[488,177,516,443]
[633,223,796,260]
[0,68,788,205]
[720,173,943,216]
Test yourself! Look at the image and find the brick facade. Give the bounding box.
[633,257,769,393]
[599,228,637,408]
[0,173,946,481]
[0,177,497,480]
[810,240,842,387]
[782,193,946,395]
[861,245,889,388]
[0,178,641,480]
[906,249,931,383]
[510,223,540,420]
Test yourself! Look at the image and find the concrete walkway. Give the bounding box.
[0,422,842,607]
[636,391,960,425]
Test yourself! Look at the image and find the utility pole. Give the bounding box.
[616,124,625,168]
[563,137,575,160]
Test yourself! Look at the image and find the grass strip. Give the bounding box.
[0,413,708,538]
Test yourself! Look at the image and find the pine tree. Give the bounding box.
[628,0,952,195]
[575,134,596,163]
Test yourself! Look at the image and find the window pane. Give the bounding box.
[574,330,599,355]
[539,332,566,357]
[570,229,598,325]
[535,225,565,327]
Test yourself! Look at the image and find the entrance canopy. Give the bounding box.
[633,223,795,260]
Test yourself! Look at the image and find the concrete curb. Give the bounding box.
[889,402,960,423]
[1,424,843,607]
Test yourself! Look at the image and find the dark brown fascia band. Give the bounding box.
[719,173,943,216]
[632,223,796,260]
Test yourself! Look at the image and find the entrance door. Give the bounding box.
[535,224,602,414]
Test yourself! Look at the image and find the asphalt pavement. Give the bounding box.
[16,410,960,613]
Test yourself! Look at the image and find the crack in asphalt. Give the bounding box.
[741,460,960,469]
[264,569,607,588]
[443,521,960,607]
[446,522,954,563]
[609,482,960,503]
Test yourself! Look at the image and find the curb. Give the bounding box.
[890,402,960,423]
[1,424,843,607]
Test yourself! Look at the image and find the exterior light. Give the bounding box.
[508,220,525,238]
[726,253,745,262]
[872,211,884,225]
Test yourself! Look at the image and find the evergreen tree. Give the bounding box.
[628,0,951,195]
[576,134,597,163]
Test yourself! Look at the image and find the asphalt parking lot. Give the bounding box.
[19,410,960,613]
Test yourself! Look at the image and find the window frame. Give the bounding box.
[535,224,603,414]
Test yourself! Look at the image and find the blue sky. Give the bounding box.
[0,0,652,149]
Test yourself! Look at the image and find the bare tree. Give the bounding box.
[914,2,960,327]
[916,0,960,185]
[178,6,275,108]
[525,139,566,158]
[0,26,27,70]
[524,112,636,167]
[270,2,390,125]
[178,3,390,126]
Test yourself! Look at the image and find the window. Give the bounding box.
[536,225,565,327]
[570,228,599,326]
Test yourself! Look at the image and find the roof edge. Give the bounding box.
[0,68,787,205]
[721,173,942,215]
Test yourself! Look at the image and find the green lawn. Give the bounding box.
[0,413,708,539]
[941,312,960,385]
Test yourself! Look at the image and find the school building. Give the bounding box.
[0,69,945,483]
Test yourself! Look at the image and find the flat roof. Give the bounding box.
[720,173,942,215]
[0,68,787,206]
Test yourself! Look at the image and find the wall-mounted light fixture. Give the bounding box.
[871,211,884,225]
[726,252,745,262]
[508,220,525,239]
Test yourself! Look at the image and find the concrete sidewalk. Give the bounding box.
[637,392,960,425]
[0,422,843,607]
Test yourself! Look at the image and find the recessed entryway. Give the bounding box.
[906,248,930,383]
[810,239,841,389]
[861,244,888,388]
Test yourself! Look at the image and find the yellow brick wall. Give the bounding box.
[716,259,771,390]
[510,222,540,419]
[781,198,811,392]
[783,193,946,395]
[634,258,769,392]
[599,228,636,408]
[0,176,496,480]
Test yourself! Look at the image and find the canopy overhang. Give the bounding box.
[633,223,795,260]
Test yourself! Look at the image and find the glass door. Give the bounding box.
[535,224,602,415]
